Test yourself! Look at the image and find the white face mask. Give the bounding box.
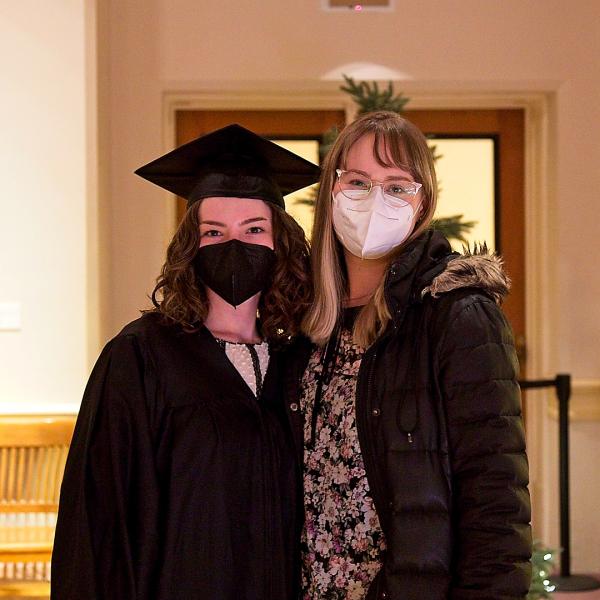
[332,187,419,259]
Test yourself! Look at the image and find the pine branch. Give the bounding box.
[293,186,318,207]
[527,541,558,599]
[428,141,443,163]
[430,214,477,243]
[319,126,340,162]
[340,74,410,115]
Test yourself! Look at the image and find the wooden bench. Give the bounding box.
[0,415,75,597]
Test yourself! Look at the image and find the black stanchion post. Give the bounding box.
[550,373,600,592]
[556,373,571,578]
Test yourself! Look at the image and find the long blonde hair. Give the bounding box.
[302,111,437,347]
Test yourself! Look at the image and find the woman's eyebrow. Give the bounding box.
[346,168,412,182]
[240,217,268,226]
[200,220,225,226]
[200,217,268,227]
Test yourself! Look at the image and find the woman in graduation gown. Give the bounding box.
[51,124,319,600]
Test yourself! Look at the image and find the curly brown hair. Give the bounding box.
[150,200,312,344]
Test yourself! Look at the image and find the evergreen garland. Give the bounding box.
[528,542,558,599]
[431,215,477,244]
[340,74,410,115]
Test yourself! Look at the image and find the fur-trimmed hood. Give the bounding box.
[422,244,511,304]
[385,232,511,326]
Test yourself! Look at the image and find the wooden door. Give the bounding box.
[175,108,526,374]
[405,109,526,374]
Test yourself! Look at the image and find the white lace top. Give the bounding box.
[216,339,270,396]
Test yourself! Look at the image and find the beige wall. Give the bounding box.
[0,2,90,412]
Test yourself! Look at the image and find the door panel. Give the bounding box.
[405,109,525,373]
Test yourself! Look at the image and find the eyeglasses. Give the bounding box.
[335,169,422,203]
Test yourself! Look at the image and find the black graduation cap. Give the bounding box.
[134,123,321,209]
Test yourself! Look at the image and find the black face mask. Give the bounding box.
[193,239,277,307]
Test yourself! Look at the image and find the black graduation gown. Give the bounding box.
[51,313,297,600]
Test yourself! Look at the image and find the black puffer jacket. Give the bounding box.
[284,231,532,600]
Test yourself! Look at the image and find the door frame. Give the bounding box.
[163,86,555,534]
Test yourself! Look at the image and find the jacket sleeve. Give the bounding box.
[51,334,161,600]
[435,295,532,600]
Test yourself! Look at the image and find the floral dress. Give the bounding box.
[300,319,386,600]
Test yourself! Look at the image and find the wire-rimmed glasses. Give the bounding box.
[335,169,422,204]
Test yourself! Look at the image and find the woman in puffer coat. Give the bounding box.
[285,111,532,600]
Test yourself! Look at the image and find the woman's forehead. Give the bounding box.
[342,136,412,178]
[343,132,410,170]
[199,196,271,220]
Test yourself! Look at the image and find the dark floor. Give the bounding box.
[555,587,600,599]
[551,573,600,599]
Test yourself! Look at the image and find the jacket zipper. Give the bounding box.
[356,345,394,600]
